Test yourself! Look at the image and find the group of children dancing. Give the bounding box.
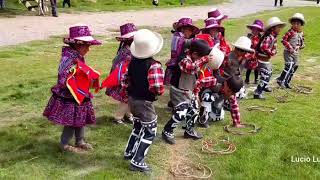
[43,8,305,172]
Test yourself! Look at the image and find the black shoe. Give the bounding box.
[276,80,284,88]
[52,14,58,17]
[280,4,283,6]
[184,129,203,140]
[245,80,250,84]
[198,122,209,128]
[124,154,133,160]
[198,116,210,128]
[264,86,272,92]
[253,94,265,100]
[129,163,151,173]
[152,0,158,6]
[123,115,133,124]
[162,131,175,144]
[284,83,292,89]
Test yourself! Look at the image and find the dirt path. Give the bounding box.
[0,0,315,47]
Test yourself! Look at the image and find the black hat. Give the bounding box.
[189,39,211,57]
[226,76,244,93]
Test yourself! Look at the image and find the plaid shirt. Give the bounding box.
[229,95,241,125]
[244,33,260,60]
[260,32,278,57]
[179,55,209,75]
[282,28,305,52]
[148,62,165,96]
[193,67,217,95]
[120,61,164,101]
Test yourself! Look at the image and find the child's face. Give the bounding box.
[273,25,284,34]
[291,20,302,31]
[75,44,90,56]
[191,52,200,61]
[209,28,219,37]
[181,26,194,39]
[250,27,260,35]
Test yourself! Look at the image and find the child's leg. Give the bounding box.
[254,62,272,98]
[75,127,85,145]
[245,69,252,83]
[60,126,75,146]
[113,102,128,124]
[254,69,259,83]
[124,117,142,159]
[184,96,202,139]
[75,127,92,150]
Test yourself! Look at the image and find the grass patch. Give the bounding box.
[0,7,319,179]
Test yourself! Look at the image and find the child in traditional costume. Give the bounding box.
[162,39,211,144]
[43,24,101,152]
[277,13,305,89]
[253,17,286,99]
[199,36,254,128]
[165,17,200,108]
[244,20,264,84]
[121,29,164,172]
[105,23,137,124]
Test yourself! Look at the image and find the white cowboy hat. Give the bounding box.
[208,43,225,70]
[264,17,286,31]
[130,29,163,59]
[232,36,254,53]
[289,13,305,25]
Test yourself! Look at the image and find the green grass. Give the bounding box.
[0,7,320,179]
[0,0,226,17]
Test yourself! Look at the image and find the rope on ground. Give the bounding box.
[246,105,277,113]
[170,153,212,179]
[224,123,261,135]
[201,137,236,155]
[271,87,296,103]
[293,85,313,94]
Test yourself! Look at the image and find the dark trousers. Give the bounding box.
[60,126,85,145]
[274,0,283,6]
[317,0,319,4]
[0,0,4,8]
[245,69,259,83]
[50,0,58,16]
[63,0,71,8]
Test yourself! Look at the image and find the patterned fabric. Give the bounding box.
[179,55,209,75]
[193,67,217,95]
[43,95,95,127]
[244,33,261,70]
[106,45,132,102]
[259,32,278,57]
[66,60,100,105]
[43,46,96,127]
[166,32,186,67]
[254,62,273,95]
[148,62,165,96]
[282,28,305,52]
[229,95,241,125]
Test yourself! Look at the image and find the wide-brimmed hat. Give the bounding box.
[232,36,254,53]
[289,13,305,26]
[116,23,137,41]
[175,17,200,34]
[207,8,228,22]
[264,17,286,31]
[208,43,225,70]
[201,17,225,33]
[130,29,163,59]
[63,24,102,45]
[247,19,264,31]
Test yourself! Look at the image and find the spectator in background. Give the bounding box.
[274,0,283,6]
[50,0,58,17]
[0,0,5,9]
[63,0,71,8]
[317,0,319,5]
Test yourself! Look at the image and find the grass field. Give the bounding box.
[0,7,320,179]
[0,0,226,17]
